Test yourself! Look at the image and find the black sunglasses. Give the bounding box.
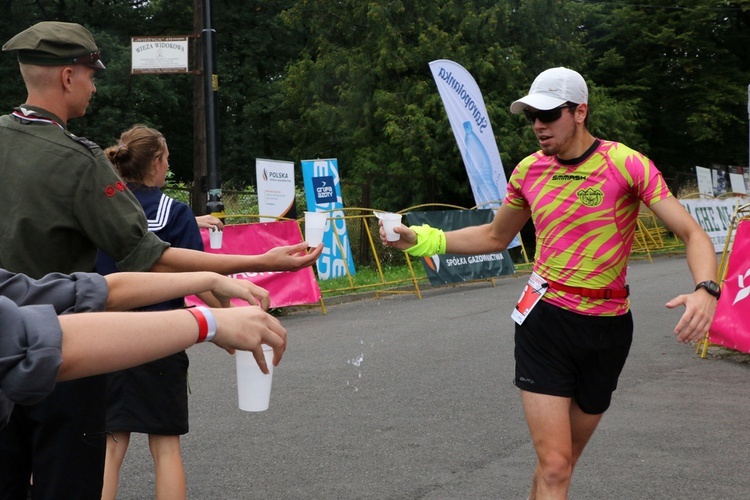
[523,103,578,125]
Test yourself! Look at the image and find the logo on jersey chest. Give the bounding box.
[552,174,587,181]
[577,187,603,207]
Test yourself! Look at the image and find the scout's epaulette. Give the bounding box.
[64,130,101,151]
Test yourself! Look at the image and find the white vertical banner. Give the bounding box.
[729,172,747,195]
[429,59,519,248]
[256,159,296,222]
[695,165,714,197]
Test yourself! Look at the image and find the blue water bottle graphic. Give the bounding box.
[463,121,501,206]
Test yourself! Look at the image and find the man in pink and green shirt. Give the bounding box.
[506,139,671,316]
[382,67,718,499]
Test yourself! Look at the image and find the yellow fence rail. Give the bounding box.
[307,207,424,300]
[208,197,701,311]
[220,210,424,302]
[217,204,534,305]
[632,204,686,261]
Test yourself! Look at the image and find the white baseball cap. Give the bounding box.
[510,67,588,114]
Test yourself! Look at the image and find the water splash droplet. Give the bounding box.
[347,354,364,367]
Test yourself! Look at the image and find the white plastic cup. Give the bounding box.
[235,345,274,412]
[304,211,327,247]
[380,213,403,241]
[209,227,223,249]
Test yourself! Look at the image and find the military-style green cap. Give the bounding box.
[2,21,105,70]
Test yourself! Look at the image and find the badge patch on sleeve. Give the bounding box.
[105,182,127,197]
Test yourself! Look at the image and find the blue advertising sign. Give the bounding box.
[301,159,356,279]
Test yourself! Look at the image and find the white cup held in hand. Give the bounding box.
[304,211,327,247]
[235,345,274,412]
[380,213,403,241]
[209,227,223,249]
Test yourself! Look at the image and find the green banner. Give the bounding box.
[406,209,515,285]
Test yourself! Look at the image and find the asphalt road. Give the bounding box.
[116,254,749,500]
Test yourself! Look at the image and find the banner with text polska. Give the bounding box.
[429,59,518,249]
[406,209,515,286]
[301,159,356,279]
[256,158,297,222]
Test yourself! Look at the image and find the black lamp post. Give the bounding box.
[202,0,224,216]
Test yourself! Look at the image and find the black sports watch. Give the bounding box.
[695,280,721,300]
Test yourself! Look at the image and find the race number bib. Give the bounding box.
[511,272,548,325]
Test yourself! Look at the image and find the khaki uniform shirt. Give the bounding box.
[0,105,169,278]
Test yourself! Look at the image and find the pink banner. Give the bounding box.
[709,219,750,352]
[186,220,321,308]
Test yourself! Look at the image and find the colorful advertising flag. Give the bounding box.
[301,158,356,279]
[429,59,519,249]
[256,159,297,222]
[709,219,750,352]
[406,209,515,285]
[186,221,321,308]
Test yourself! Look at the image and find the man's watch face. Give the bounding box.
[697,281,721,298]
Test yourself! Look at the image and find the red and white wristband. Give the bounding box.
[187,306,217,343]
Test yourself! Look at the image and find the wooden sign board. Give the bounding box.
[131,36,189,74]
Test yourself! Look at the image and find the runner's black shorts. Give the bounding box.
[514,299,633,414]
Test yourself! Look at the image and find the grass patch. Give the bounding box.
[316,264,428,297]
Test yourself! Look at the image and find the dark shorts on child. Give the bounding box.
[105,351,189,435]
[514,299,633,414]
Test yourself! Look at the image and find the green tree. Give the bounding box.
[213,0,303,188]
[0,0,195,181]
[3,0,750,205]
[579,0,750,184]
[278,0,595,209]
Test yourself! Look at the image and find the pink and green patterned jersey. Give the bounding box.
[505,140,671,316]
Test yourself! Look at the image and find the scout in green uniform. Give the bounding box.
[0,21,322,500]
[0,22,165,500]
